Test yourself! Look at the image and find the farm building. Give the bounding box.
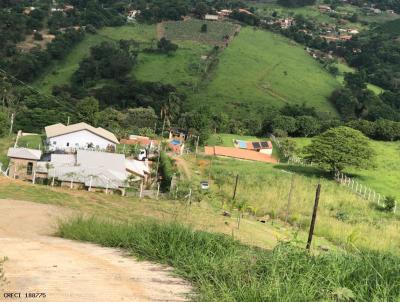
[233,140,273,155]
[35,150,149,194]
[205,14,219,21]
[45,122,119,152]
[205,146,276,163]
[7,148,42,180]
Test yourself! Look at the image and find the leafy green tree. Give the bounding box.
[0,111,10,137]
[126,107,158,131]
[201,24,208,33]
[271,115,298,135]
[279,138,297,160]
[157,38,178,54]
[304,126,375,172]
[296,115,320,137]
[383,196,396,212]
[76,97,99,125]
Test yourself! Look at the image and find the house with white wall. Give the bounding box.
[45,122,119,152]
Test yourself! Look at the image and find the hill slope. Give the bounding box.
[188,27,339,117]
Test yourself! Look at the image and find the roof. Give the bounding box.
[77,150,126,172]
[45,122,119,144]
[7,148,42,160]
[204,146,277,163]
[125,159,150,177]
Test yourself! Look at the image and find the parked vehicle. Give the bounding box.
[138,149,147,161]
[200,181,209,190]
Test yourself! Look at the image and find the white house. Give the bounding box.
[45,122,119,152]
[205,14,219,21]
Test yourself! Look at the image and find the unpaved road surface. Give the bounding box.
[0,199,191,301]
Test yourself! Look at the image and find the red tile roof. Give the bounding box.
[205,146,277,163]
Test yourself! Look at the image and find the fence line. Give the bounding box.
[334,171,397,213]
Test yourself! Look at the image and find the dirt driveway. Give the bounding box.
[0,199,191,301]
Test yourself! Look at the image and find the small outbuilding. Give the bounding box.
[7,148,42,180]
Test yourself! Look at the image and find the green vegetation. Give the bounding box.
[189,27,339,117]
[58,217,400,301]
[205,155,399,252]
[34,24,156,94]
[16,135,43,149]
[292,137,400,199]
[304,127,375,172]
[0,136,14,168]
[379,18,400,34]
[163,19,239,45]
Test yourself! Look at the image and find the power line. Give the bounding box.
[0,67,74,112]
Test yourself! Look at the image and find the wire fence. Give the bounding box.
[334,171,397,213]
[272,133,398,214]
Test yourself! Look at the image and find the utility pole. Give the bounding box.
[306,183,321,250]
[67,116,70,126]
[9,113,14,135]
[195,135,200,157]
[232,174,239,200]
[207,156,214,182]
[155,116,166,180]
[285,174,295,223]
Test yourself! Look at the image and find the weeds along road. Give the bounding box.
[0,199,191,302]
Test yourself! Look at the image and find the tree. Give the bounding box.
[157,38,178,55]
[201,24,208,33]
[279,138,297,160]
[0,111,9,137]
[304,126,375,172]
[296,115,320,137]
[271,115,298,135]
[76,97,99,125]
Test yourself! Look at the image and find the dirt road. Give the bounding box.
[0,199,191,301]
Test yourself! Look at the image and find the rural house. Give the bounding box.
[45,122,119,152]
[205,14,219,21]
[7,147,42,180]
[36,150,130,194]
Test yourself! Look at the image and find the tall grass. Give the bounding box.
[208,157,400,252]
[58,217,400,302]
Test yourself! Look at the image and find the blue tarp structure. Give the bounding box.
[237,140,247,149]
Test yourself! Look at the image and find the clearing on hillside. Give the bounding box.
[189,27,339,117]
[160,19,240,45]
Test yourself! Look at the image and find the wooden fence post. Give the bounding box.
[232,174,239,200]
[285,174,295,223]
[156,182,160,200]
[306,183,321,250]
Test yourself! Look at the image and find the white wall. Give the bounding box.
[48,130,115,151]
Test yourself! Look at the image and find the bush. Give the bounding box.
[383,196,396,212]
[159,152,174,191]
[33,32,43,41]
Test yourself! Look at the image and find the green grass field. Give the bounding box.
[188,27,339,117]
[134,40,211,88]
[202,154,399,252]
[34,24,157,94]
[291,137,400,200]
[16,135,44,149]
[335,61,385,94]
[162,19,239,45]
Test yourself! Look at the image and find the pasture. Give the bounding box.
[34,24,157,94]
[202,155,400,252]
[161,19,240,45]
[291,137,400,200]
[189,27,339,117]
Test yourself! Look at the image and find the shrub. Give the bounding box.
[159,152,174,191]
[383,196,396,212]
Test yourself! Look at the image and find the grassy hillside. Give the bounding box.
[379,18,400,34]
[188,27,339,117]
[201,155,399,252]
[162,19,239,45]
[34,24,157,94]
[34,22,339,117]
[291,137,400,200]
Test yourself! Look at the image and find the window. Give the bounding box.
[27,162,33,175]
[66,142,70,147]
[53,141,56,145]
